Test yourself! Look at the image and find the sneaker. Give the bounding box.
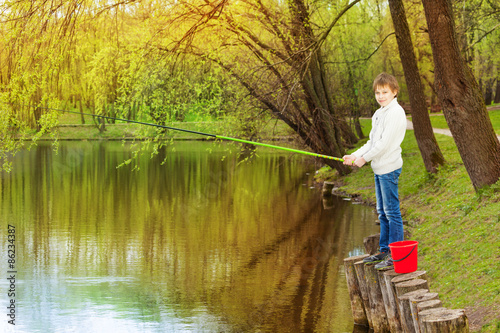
[375,256,394,270]
[363,252,390,264]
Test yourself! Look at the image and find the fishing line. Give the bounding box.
[22,105,345,162]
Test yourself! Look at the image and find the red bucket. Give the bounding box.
[389,240,418,274]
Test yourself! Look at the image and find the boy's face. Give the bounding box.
[374,85,397,107]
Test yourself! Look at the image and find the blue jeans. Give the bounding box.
[375,168,404,253]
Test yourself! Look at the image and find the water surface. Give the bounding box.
[0,141,378,332]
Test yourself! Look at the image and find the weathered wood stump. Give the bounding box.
[354,260,373,328]
[398,289,429,333]
[390,271,428,319]
[322,181,334,196]
[410,293,440,332]
[418,307,447,331]
[322,196,334,209]
[378,269,403,332]
[364,263,390,332]
[344,252,468,333]
[363,234,380,255]
[422,308,469,333]
[417,299,442,313]
[394,278,429,332]
[391,270,428,299]
[343,255,370,327]
[363,231,412,255]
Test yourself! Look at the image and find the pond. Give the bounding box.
[0,141,379,333]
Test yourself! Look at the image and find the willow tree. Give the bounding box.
[161,0,361,174]
[422,0,500,189]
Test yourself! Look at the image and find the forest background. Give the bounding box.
[1,0,500,331]
[2,0,499,177]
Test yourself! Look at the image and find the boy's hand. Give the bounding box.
[342,155,366,167]
[342,155,356,166]
[353,157,366,167]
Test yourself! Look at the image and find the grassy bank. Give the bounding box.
[316,119,500,332]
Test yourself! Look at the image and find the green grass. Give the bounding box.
[318,118,500,332]
[414,107,500,135]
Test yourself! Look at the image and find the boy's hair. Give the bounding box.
[373,73,399,95]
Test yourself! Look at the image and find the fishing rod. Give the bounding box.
[36,106,345,162]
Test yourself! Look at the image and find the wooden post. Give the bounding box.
[354,260,373,328]
[364,263,391,332]
[322,181,334,196]
[363,234,380,255]
[390,270,428,301]
[418,307,447,332]
[417,299,442,313]
[343,255,370,327]
[395,279,429,332]
[390,272,427,316]
[410,293,440,332]
[422,309,469,333]
[322,196,334,209]
[379,269,403,332]
[398,289,429,333]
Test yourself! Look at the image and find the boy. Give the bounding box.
[343,72,407,270]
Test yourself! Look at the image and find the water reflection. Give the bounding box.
[0,141,378,332]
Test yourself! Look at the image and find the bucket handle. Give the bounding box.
[392,244,417,262]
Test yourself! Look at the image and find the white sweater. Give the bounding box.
[353,98,407,175]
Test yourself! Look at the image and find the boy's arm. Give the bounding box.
[358,108,406,163]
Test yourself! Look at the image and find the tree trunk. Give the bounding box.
[484,79,493,105]
[422,0,500,189]
[494,77,500,104]
[340,36,364,140]
[388,0,445,174]
[288,0,354,174]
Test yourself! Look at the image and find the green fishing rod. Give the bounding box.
[44,106,344,162]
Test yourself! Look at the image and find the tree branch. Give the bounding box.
[466,22,500,50]
[325,32,396,64]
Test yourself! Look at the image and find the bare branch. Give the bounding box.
[325,32,396,64]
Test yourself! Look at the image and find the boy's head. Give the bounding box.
[373,73,399,96]
[373,73,399,107]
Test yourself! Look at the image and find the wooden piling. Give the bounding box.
[418,307,447,331]
[322,181,334,196]
[364,263,391,332]
[363,234,380,255]
[422,309,469,333]
[343,255,370,327]
[417,299,442,313]
[394,278,429,332]
[343,255,469,332]
[398,288,429,333]
[354,260,373,328]
[410,293,440,332]
[378,269,403,332]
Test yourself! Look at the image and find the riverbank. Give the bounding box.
[31,112,296,141]
[315,124,500,332]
